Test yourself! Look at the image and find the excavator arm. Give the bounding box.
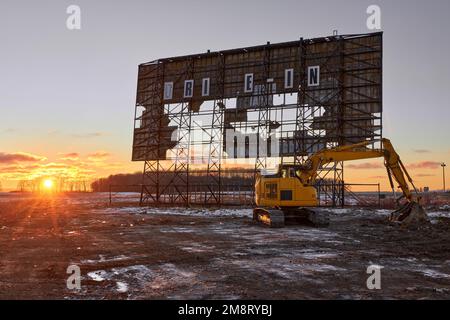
[381,139,419,202]
[295,138,427,224]
[297,139,418,203]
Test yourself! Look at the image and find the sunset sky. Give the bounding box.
[1,0,449,191]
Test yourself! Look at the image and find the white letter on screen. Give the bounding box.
[202,78,210,96]
[164,82,173,100]
[285,68,294,89]
[184,80,194,98]
[244,74,254,93]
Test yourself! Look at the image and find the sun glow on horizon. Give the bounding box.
[43,179,54,190]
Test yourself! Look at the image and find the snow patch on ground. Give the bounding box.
[87,265,153,286]
[86,262,201,297]
[110,265,153,280]
[325,207,391,218]
[225,257,346,280]
[93,205,450,225]
[87,270,107,282]
[147,207,253,218]
[160,227,196,233]
[298,251,339,260]
[325,207,450,220]
[81,254,130,264]
[179,242,216,253]
[95,206,253,218]
[116,281,129,293]
[386,258,450,281]
[420,269,450,279]
[427,211,450,219]
[147,263,197,292]
[326,208,351,215]
[374,209,391,216]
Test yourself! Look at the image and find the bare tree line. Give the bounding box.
[91,169,256,192]
[16,176,91,192]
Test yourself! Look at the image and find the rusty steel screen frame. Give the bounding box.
[132,32,383,206]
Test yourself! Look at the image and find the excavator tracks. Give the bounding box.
[254,202,429,228]
[253,207,330,228]
[253,208,285,228]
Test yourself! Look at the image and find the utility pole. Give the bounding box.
[441,163,446,192]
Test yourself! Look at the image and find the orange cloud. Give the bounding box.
[87,151,110,161]
[0,161,96,181]
[72,132,105,138]
[413,149,431,153]
[407,161,442,169]
[0,149,142,191]
[369,175,385,179]
[416,173,435,177]
[0,165,24,173]
[59,152,79,161]
[0,152,46,164]
[346,162,383,169]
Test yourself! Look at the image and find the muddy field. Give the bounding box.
[0,192,449,300]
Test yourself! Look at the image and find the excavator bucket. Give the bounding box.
[389,201,429,226]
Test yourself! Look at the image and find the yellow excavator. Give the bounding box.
[254,138,428,227]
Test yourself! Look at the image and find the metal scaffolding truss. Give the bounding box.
[204,99,224,204]
[133,32,383,207]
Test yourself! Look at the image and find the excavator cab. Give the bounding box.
[254,165,328,228]
[255,165,318,208]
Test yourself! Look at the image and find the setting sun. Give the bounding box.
[43,179,54,189]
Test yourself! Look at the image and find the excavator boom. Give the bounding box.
[298,139,416,202]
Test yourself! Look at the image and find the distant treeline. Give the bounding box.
[90,169,256,192]
[91,172,142,192]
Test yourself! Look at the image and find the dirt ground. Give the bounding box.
[0,192,449,300]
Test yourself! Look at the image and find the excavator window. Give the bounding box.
[265,183,278,199]
[280,190,293,201]
[281,168,296,178]
[289,168,296,177]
